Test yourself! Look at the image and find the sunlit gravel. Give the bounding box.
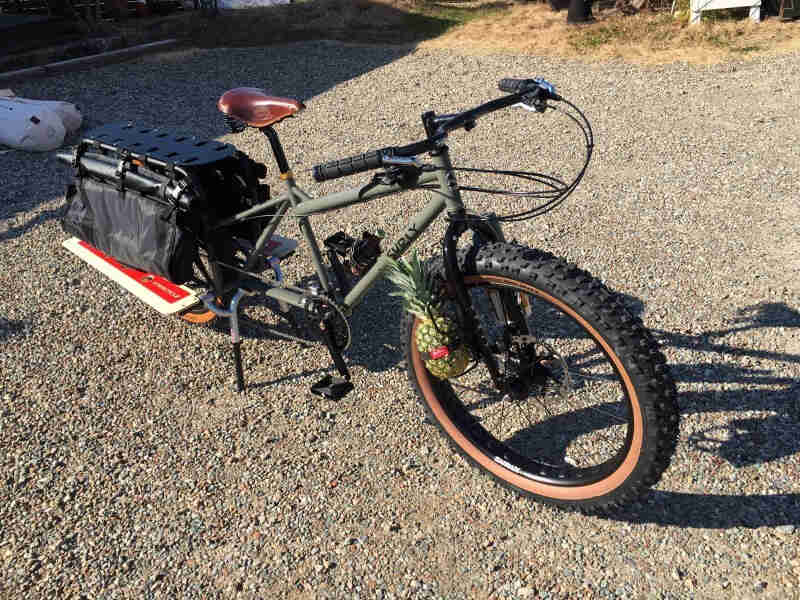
[1,41,798,598]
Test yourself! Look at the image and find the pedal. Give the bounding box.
[323,231,355,256]
[62,237,202,315]
[310,375,354,400]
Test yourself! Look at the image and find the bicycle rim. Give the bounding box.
[411,275,644,500]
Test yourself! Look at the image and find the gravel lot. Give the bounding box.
[1,42,799,599]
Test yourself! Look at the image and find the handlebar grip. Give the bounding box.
[313,149,386,182]
[498,78,535,94]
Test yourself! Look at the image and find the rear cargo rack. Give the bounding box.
[80,122,237,167]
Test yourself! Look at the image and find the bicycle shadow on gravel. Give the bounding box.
[608,297,800,529]
[0,317,33,342]
[232,275,407,390]
[0,205,66,243]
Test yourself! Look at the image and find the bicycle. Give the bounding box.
[59,78,679,513]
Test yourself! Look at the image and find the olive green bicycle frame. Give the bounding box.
[212,149,479,314]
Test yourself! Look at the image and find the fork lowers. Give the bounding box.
[403,242,679,514]
[441,213,506,387]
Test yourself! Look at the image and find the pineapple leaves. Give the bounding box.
[385,250,441,320]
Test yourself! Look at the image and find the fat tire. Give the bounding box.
[402,242,679,514]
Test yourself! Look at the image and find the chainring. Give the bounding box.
[306,296,351,351]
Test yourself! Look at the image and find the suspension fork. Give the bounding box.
[442,213,504,387]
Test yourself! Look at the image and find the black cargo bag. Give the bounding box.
[59,122,268,287]
[62,171,196,284]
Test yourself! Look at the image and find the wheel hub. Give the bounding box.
[503,334,570,402]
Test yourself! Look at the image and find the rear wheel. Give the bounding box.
[179,303,218,324]
[177,245,232,325]
[403,243,678,513]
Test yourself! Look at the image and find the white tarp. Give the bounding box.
[0,91,82,152]
[217,0,288,10]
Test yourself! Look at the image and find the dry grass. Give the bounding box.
[115,0,800,64]
[117,0,507,47]
[418,3,800,64]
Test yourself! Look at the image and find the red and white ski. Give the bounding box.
[62,237,203,315]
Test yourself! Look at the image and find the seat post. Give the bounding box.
[261,126,291,176]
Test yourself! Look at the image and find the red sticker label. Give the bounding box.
[78,241,191,303]
[429,346,450,360]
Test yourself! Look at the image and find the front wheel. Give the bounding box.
[403,243,678,514]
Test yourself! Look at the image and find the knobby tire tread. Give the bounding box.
[402,242,679,514]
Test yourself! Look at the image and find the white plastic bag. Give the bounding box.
[0,92,83,133]
[0,99,66,152]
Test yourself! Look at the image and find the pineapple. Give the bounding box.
[386,251,471,379]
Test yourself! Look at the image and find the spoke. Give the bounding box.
[479,396,510,427]
[584,404,628,424]
[434,277,636,481]
[520,398,544,429]
[531,395,554,418]
[497,394,512,439]
[451,381,493,396]
[567,369,614,382]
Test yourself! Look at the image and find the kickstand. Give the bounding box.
[311,317,354,400]
[200,289,248,392]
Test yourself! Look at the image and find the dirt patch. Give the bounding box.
[112,0,488,47]
[124,1,799,65]
[418,3,800,64]
[8,1,798,70]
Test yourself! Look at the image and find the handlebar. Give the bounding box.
[312,148,386,182]
[311,77,561,183]
[498,77,560,100]
[311,139,440,182]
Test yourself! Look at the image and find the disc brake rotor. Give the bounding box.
[509,334,571,403]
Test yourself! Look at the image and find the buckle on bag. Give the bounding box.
[115,149,131,192]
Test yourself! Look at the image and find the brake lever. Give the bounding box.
[513,78,560,113]
[513,97,548,114]
[382,155,425,168]
[382,155,437,172]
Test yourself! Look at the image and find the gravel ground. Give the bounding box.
[1,42,799,599]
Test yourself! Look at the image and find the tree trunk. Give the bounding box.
[567,0,594,22]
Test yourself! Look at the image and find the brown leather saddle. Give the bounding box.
[217,88,305,128]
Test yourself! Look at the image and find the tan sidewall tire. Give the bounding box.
[411,274,644,502]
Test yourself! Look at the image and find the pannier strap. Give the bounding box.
[72,141,87,174]
[115,154,129,192]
